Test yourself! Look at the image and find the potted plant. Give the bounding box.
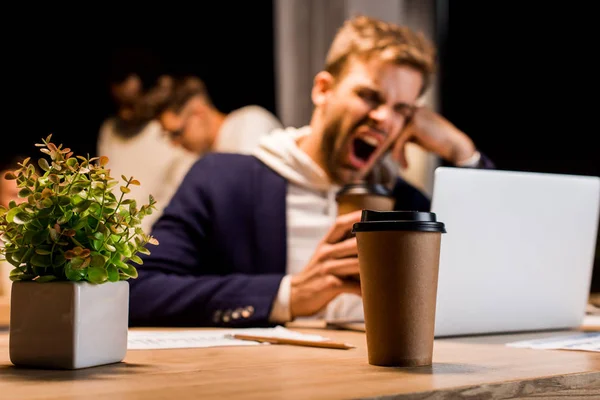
[0,134,158,369]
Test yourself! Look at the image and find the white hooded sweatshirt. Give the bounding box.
[253,125,366,322]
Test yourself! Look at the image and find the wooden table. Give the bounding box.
[1,296,600,398]
[1,324,600,399]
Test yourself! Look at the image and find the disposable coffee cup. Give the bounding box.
[352,210,446,367]
[336,183,394,216]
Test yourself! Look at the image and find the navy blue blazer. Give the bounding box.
[128,152,493,327]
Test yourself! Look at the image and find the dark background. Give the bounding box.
[3,2,599,289]
[2,2,276,162]
[438,2,597,178]
[436,1,599,289]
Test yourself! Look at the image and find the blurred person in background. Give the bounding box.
[97,50,198,233]
[148,75,283,156]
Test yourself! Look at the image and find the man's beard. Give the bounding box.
[321,116,371,185]
[321,118,346,184]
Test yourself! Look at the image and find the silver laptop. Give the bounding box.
[430,167,600,337]
[327,167,600,337]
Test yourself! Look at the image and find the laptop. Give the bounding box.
[328,167,600,337]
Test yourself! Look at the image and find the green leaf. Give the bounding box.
[90,254,107,268]
[57,210,74,224]
[72,217,88,231]
[115,260,138,278]
[22,248,34,264]
[104,243,116,252]
[30,253,52,267]
[69,185,86,196]
[49,227,60,242]
[107,264,119,282]
[32,229,49,246]
[52,253,66,267]
[37,207,53,218]
[130,217,141,226]
[87,267,108,283]
[42,198,53,208]
[71,257,85,269]
[6,254,22,267]
[12,248,33,265]
[66,158,78,168]
[23,229,36,244]
[128,242,137,255]
[18,188,32,197]
[48,174,61,184]
[115,242,132,257]
[88,202,102,217]
[126,266,138,279]
[35,275,57,283]
[93,231,105,241]
[34,248,52,255]
[6,207,20,223]
[38,157,51,171]
[13,212,31,224]
[129,255,143,265]
[65,261,84,281]
[92,239,103,252]
[136,246,151,255]
[57,196,71,206]
[72,200,92,213]
[10,273,36,281]
[4,171,17,180]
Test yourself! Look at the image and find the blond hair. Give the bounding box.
[325,15,436,94]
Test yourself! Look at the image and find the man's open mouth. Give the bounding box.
[349,135,382,169]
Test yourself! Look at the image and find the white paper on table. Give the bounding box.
[506,332,600,352]
[127,325,331,350]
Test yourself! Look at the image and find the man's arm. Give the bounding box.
[128,156,285,328]
[129,266,284,327]
[392,107,496,170]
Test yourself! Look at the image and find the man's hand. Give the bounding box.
[289,210,362,318]
[392,107,477,169]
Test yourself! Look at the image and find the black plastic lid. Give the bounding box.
[352,210,446,233]
[336,183,392,199]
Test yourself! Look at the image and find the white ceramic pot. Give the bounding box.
[9,280,129,369]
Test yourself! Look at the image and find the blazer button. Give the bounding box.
[231,309,241,320]
[222,309,232,323]
[213,310,222,323]
[242,306,255,318]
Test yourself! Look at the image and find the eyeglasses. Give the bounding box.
[168,127,185,139]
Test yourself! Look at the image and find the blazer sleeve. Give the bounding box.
[128,156,284,328]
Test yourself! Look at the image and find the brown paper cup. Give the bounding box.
[353,210,446,367]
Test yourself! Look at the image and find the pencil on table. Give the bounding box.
[231,333,355,350]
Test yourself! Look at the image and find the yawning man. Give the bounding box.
[128,15,495,328]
